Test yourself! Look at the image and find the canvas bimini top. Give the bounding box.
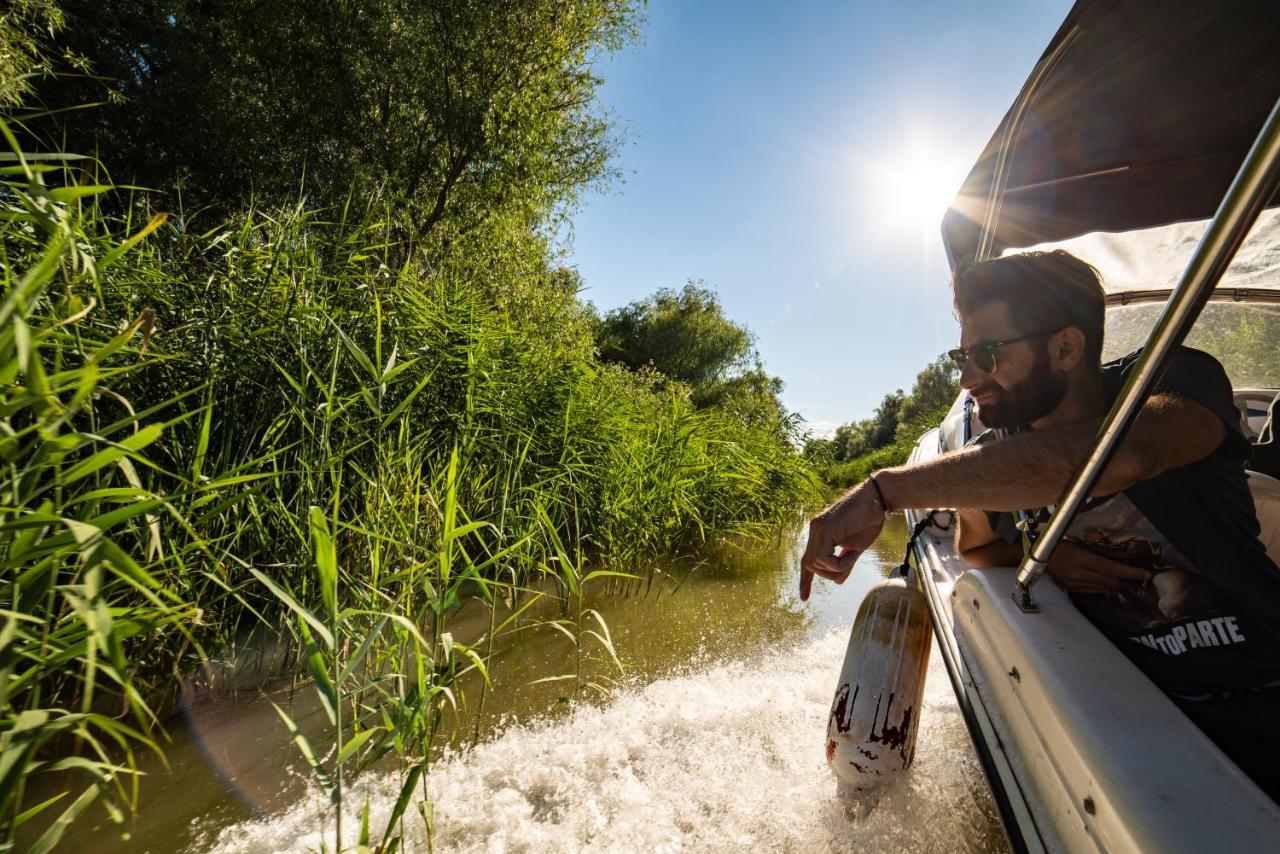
[941,0,1280,272]
[1015,208,1280,304]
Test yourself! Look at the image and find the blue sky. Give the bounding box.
[567,0,1074,435]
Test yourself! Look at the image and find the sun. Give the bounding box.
[860,138,968,235]
[881,157,963,227]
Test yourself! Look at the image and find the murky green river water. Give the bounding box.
[47,515,1005,852]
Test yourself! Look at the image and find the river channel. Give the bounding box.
[59,514,1005,852]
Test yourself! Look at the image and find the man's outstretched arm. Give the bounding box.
[798,393,1226,600]
[879,393,1225,512]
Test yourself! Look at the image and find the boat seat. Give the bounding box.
[1248,470,1280,564]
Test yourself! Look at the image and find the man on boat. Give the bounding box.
[800,250,1280,801]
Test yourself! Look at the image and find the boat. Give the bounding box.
[900,1,1280,850]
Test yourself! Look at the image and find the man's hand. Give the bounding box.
[799,482,886,601]
[1046,540,1151,595]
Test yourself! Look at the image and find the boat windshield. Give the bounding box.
[1104,301,1280,389]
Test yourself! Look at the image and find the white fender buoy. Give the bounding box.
[826,577,932,789]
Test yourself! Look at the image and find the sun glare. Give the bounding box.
[860,138,968,235]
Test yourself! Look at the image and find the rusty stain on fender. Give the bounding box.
[825,578,933,789]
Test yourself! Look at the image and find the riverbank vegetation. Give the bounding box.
[0,3,821,850]
[806,356,960,489]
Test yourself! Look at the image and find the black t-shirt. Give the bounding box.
[982,347,1280,696]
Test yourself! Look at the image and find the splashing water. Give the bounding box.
[206,624,1002,853]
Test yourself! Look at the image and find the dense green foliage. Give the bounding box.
[0,1,63,106]
[30,0,633,226]
[0,145,195,853]
[806,355,960,488]
[594,281,789,422]
[1,2,822,849]
[596,283,754,388]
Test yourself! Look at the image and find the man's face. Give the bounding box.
[957,302,1067,429]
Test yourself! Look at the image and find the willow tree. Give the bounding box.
[32,0,641,237]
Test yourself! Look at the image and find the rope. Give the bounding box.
[896,509,950,578]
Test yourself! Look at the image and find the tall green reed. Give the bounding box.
[0,123,207,851]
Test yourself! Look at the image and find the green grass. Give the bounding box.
[0,129,820,850]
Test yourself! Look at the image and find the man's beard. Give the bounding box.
[973,351,1066,429]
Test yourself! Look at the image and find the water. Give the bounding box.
[57,516,1005,852]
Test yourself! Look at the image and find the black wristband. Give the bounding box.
[867,474,891,512]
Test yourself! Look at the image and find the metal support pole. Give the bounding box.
[1013,96,1280,609]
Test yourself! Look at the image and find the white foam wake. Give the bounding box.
[207,628,1001,853]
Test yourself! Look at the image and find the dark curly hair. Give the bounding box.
[951,250,1106,364]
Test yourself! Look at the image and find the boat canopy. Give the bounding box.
[1010,208,1280,303]
[942,0,1280,269]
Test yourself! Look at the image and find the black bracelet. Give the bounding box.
[867,474,891,512]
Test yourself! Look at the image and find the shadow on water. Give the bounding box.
[42,514,1006,853]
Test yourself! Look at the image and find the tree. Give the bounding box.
[897,355,960,427]
[594,281,793,426]
[813,352,960,467]
[693,367,788,425]
[823,389,902,461]
[866,390,904,449]
[596,282,756,389]
[31,0,641,236]
[828,420,871,462]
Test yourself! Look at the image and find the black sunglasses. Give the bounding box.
[947,328,1063,374]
